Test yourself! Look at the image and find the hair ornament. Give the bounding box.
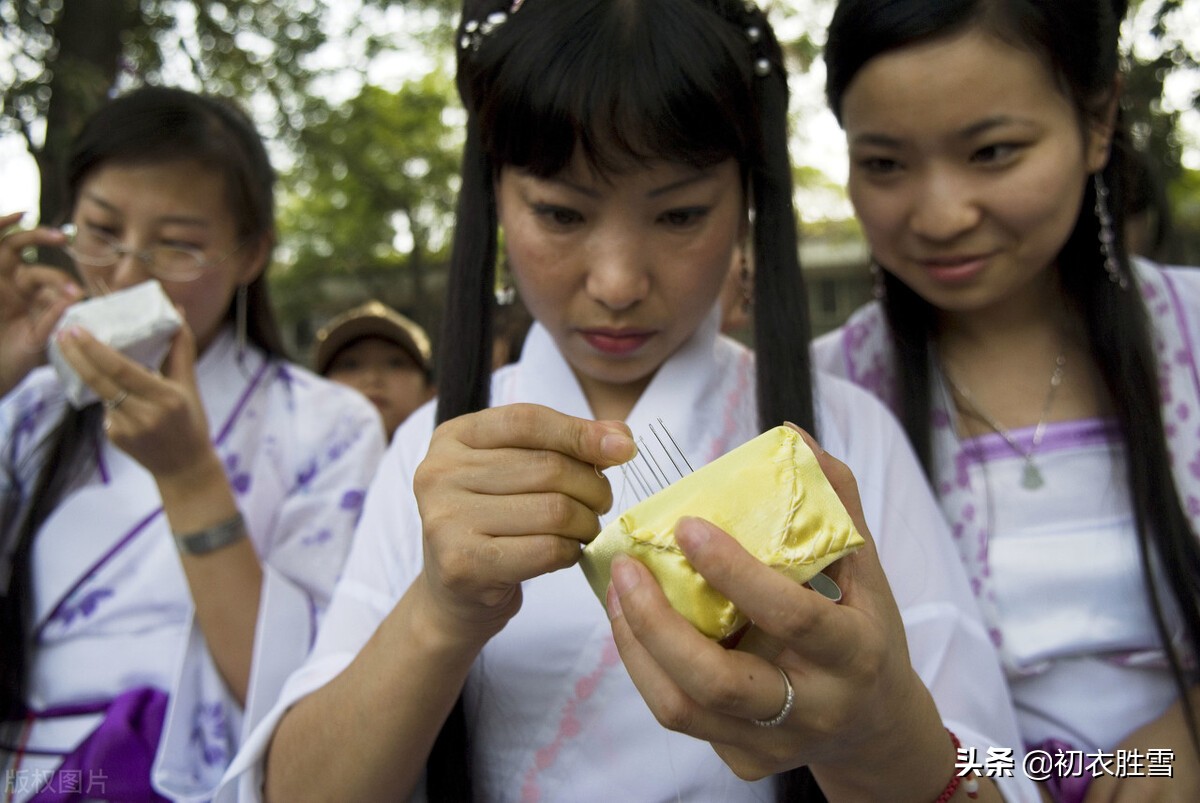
[737,2,774,77]
[461,1,527,53]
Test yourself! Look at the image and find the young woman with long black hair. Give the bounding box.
[229,2,1038,800]
[0,86,384,801]
[815,1,1200,799]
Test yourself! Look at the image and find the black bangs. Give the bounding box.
[469,0,757,177]
[66,87,275,240]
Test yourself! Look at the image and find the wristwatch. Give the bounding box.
[174,511,247,555]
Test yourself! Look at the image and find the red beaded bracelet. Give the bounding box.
[935,729,980,802]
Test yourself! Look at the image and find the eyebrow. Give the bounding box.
[959,115,1040,138]
[82,192,211,228]
[646,170,717,199]
[850,115,1041,148]
[547,167,718,200]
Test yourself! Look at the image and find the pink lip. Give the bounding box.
[919,254,990,284]
[580,327,655,356]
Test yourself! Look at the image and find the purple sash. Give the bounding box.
[29,686,170,803]
[1029,738,1091,803]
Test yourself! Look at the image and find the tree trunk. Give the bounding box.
[39,0,131,226]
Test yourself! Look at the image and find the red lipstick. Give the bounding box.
[580,328,654,356]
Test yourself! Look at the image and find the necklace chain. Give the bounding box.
[942,352,1067,490]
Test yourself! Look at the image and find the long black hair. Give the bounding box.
[826,0,1200,753]
[431,0,816,799]
[1,86,287,733]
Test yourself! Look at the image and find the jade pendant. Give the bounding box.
[1021,461,1044,490]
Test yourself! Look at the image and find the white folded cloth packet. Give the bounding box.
[47,280,183,408]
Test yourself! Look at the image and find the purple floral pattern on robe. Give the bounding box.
[829,262,1200,671]
[0,328,386,801]
[49,587,115,629]
[190,701,233,769]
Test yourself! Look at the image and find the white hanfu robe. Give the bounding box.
[227,309,1038,802]
[0,328,386,802]
[813,261,1200,767]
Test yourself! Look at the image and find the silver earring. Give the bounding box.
[236,284,248,359]
[1093,173,1129,290]
[870,260,885,300]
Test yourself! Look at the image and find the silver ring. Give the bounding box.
[751,665,795,728]
[102,389,129,410]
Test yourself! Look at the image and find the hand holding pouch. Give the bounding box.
[580,425,865,640]
[47,280,183,408]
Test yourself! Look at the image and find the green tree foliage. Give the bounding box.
[273,77,462,345]
[1123,0,1200,261]
[1,0,462,347]
[5,0,1198,346]
[1,0,329,225]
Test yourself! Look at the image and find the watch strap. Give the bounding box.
[174,512,246,555]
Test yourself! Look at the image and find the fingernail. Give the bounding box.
[605,583,623,619]
[56,326,78,342]
[601,433,636,463]
[675,517,711,551]
[64,283,82,298]
[610,554,641,594]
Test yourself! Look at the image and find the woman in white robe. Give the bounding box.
[230,2,1036,801]
[0,87,385,802]
[815,0,1200,799]
[231,311,1037,802]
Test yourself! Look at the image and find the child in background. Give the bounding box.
[314,300,435,438]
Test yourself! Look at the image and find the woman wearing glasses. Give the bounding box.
[0,86,385,801]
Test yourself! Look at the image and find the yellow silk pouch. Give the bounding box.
[580,425,865,640]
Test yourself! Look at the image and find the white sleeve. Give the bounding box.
[155,376,388,802]
[810,326,851,379]
[217,406,434,803]
[817,373,1041,803]
[1,371,63,540]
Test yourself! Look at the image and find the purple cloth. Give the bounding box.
[31,686,170,803]
[1032,738,1092,803]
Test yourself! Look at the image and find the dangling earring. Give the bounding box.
[494,258,516,306]
[1093,173,1129,290]
[739,251,753,314]
[236,283,248,360]
[870,260,886,300]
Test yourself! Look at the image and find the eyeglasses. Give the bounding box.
[59,223,241,283]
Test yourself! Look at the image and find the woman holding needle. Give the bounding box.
[228,1,1037,801]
